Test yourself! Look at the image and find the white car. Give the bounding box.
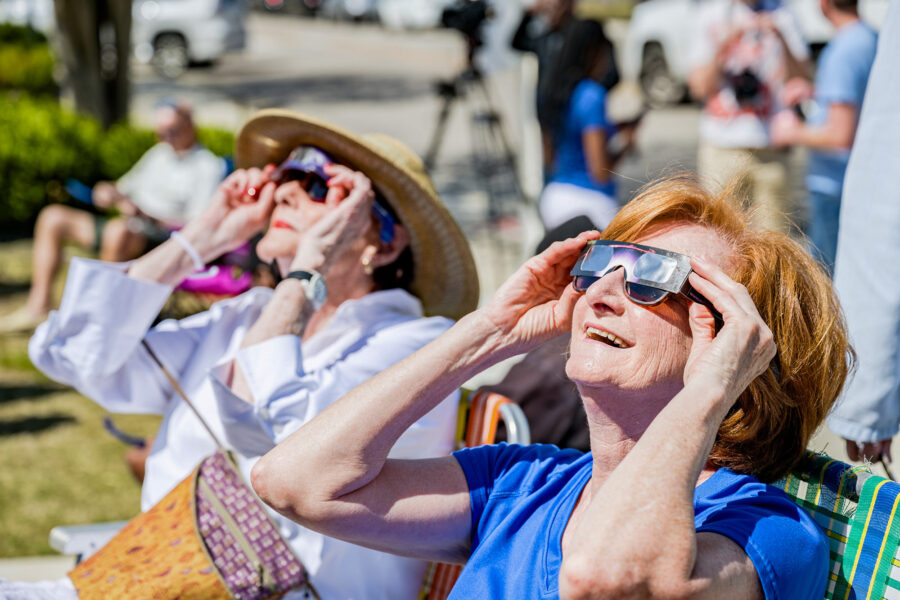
[0,0,246,79]
[621,0,889,106]
[133,0,248,78]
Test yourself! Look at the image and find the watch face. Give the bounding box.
[310,275,327,307]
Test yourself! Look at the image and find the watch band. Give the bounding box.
[283,270,327,311]
[285,270,315,282]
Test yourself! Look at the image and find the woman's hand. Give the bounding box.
[683,257,776,405]
[289,165,375,275]
[179,166,278,262]
[477,230,601,357]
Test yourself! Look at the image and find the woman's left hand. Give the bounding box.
[289,165,375,275]
[682,257,776,405]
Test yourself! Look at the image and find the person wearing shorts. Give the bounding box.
[0,101,224,333]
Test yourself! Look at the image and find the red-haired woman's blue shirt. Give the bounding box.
[450,443,827,600]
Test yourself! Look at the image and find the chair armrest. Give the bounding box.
[498,402,530,445]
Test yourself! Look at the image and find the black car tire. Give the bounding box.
[640,42,687,107]
[153,33,189,79]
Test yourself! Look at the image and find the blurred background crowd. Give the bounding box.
[0,0,891,579]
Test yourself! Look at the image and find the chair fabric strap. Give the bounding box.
[843,475,900,600]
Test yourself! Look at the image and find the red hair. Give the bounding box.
[602,176,853,482]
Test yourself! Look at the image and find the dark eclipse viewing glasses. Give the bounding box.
[271,146,396,244]
[570,240,724,327]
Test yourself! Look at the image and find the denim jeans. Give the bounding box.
[806,190,841,276]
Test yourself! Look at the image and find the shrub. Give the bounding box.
[0,24,56,95]
[0,93,235,235]
[0,23,48,46]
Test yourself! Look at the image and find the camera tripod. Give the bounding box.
[423,60,525,223]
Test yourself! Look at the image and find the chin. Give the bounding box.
[564,346,641,394]
[256,228,297,264]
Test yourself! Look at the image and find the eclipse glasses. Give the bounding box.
[570,240,723,326]
[272,146,396,244]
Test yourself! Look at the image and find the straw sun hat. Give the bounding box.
[236,109,479,321]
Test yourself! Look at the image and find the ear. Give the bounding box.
[368,223,410,268]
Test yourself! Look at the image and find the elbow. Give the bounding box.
[251,454,302,518]
[559,556,692,600]
[250,454,281,511]
[251,452,333,529]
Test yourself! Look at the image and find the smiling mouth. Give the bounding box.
[586,327,630,349]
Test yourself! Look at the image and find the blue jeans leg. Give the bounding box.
[807,190,842,275]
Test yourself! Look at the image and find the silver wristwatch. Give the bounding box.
[285,270,327,311]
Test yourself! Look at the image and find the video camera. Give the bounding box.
[441,0,492,48]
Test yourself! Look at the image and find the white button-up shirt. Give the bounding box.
[29,258,460,600]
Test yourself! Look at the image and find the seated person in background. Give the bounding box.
[539,19,636,233]
[253,176,850,600]
[0,100,224,333]
[26,110,478,599]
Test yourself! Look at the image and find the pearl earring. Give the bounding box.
[362,255,374,275]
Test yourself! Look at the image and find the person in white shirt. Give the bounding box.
[688,0,811,233]
[0,101,224,333]
[23,109,479,600]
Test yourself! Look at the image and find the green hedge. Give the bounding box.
[0,93,235,234]
[0,24,56,95]
[0,23,48,45]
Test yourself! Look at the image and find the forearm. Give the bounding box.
[252,311,506,513]
[584,130,612,184]
[560,379,731,598]
[127,224,222,286]
[225,280,313,403]
[688,63,722,101]
[794,119,855,151]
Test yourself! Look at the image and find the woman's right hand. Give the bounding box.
[477,230,600,357]
[179,167,277,262]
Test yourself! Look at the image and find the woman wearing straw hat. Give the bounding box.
[27,109,479,599]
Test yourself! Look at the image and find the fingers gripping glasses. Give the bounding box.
[272,146,396,244]
[570,240,724,327]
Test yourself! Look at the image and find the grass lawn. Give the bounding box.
[0,241,161,557]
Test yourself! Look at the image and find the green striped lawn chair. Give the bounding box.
[773,451,900,600]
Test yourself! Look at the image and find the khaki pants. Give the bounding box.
[697,142,792,233]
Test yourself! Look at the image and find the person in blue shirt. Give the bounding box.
[253,176,851,600]
[538,19,636,232]
[771,0,877,273]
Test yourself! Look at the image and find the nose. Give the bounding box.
[583,267,627,315]
[273,181,301,207]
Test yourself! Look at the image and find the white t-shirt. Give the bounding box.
[116,142,224,224]
[690,0,809,148]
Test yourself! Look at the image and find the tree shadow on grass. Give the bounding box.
[0,382,64,405]
[0,413,76,436]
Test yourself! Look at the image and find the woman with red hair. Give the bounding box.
[254,176,850,600]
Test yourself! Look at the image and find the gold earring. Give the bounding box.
[362,255,374,276]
